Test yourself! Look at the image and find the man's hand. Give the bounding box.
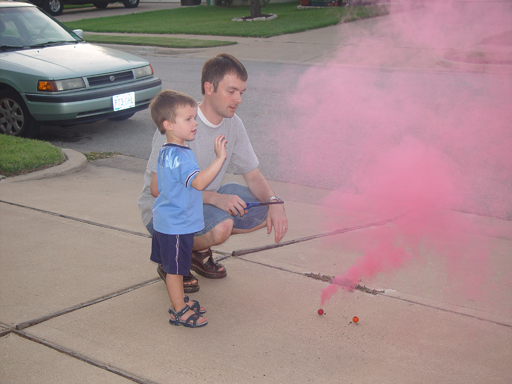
[203,190,247,216]
[266,203,288,243]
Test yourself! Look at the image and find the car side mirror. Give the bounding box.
[72,29,84,40]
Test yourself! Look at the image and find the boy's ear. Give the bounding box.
[162,119,173,132]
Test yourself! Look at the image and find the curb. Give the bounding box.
[6,149,87,183]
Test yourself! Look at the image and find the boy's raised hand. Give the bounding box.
[214,135,227,161]
[191,135,227,191]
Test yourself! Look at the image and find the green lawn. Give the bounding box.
[64,2,389,38]
[0,135,65,177]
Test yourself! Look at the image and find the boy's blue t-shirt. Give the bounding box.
[152,143,204,235]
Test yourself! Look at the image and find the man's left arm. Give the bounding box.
[243,168,288,243]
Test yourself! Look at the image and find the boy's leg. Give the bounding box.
[166,274,207,325]
[167,273,185,311]
[153,232,207,324]
[148,218,199,292]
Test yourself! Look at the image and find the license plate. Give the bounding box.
[112,92,135,111]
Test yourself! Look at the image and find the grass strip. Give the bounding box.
[0,135,65,177]
[64,2,389,38]
[84,33,237,48]
[83,151,122,161]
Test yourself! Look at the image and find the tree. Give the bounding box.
[250,0,262,18]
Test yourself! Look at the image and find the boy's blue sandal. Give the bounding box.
[169,296,206,315]
[184,295,206,314]
[169,305,208,328]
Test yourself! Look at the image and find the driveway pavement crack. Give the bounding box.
[15,279,159,331]
[231,214,402,256]
[14,331,159,384]
[237,258,512,329]
[0,325,12,337]
[0,200,150,238]
[382,294,512,329]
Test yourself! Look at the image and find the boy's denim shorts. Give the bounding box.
[145,183,268,237]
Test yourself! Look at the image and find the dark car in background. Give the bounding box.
[0,1,161,137]
[29,0,139,17]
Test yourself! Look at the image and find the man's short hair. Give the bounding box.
[150,90,197,134]
[201,53,248,95]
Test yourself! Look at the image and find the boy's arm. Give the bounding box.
[191,135,227,191]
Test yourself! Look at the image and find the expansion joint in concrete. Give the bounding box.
[13,330,159,384]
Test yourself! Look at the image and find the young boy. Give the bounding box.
[149,90,227,328]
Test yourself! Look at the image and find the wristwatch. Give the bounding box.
[267,196,283,203]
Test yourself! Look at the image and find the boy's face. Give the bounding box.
[206,73,246,120]
[164,104,198,145]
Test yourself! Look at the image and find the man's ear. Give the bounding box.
[204,82,214,95]
[162,119,173,132]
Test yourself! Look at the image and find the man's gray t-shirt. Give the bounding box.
[138,108,259,226]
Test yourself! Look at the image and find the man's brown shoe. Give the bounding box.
[191,249,227,279]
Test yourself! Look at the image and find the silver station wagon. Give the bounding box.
[0,1,162,137]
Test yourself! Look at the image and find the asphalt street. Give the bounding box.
[41,2,512,207]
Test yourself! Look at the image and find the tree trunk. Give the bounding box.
[250,0,261,18]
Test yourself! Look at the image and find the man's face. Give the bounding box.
[207,73,246,119]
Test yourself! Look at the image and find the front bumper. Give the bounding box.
[24,77,162,126]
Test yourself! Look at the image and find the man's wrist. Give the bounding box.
[202,190,217,205]
[267,195,283,203]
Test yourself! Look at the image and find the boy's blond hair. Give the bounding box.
[150,90,197,134]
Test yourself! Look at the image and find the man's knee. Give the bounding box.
[195,219,233,247]
[212,219,234,243]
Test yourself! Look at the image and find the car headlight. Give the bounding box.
[38,78,86,92]
[134,65,154,79]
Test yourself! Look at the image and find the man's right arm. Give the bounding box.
[203,190,247,216]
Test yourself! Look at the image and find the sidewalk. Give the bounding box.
[2,2,512,383]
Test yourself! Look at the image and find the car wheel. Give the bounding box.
[122,0,140,9]
[93,2,109,9]
[108,112,135,121]
[0,90,39,137]
[42,0,64,16]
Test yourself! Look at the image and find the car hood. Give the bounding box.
[1,42,148,79]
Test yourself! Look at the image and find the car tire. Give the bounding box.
[108,112,135,121]
[122,0,140,9]
[41,0,64,16]
[0,89,39,137]
[93,2,109,9]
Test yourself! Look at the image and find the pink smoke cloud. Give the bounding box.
[273,2,511,305]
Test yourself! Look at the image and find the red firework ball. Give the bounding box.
[318,309,324,315]
[353,316,359,323]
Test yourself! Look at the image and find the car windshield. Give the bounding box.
[0,7,82,50]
